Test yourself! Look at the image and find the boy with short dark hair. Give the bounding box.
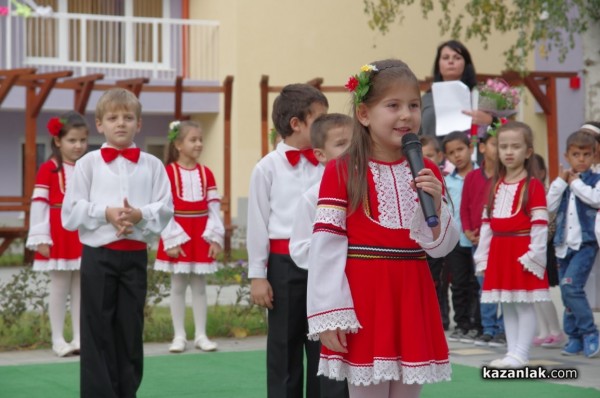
[289,112,352,398]
[247,84,329,397]
[547,129,600,358]
[441,131,481,343]
[62,88,173,397]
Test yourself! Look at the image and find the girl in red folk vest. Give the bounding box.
[155,120,224,353]
[26,111,88,357]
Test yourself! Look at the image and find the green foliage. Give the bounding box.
[363,0,600,71]
[0,253,25,267]
[0,268,48,333]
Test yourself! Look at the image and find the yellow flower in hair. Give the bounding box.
[360,64,378,73]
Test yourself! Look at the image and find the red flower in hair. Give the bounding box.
[47,117,64,136]
[345,76,359,92]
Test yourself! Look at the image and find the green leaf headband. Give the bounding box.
[345,64,378,106]
[168,121,181,142]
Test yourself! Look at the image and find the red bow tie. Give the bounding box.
[285,148,319,167]
[101,147,141,164]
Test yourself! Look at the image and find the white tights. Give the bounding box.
[170,273,208,340]
[48,270,80,345]
[348,381,422,398]
[502,302,537,364]
[534,301,562,337]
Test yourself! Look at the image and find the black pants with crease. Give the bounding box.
[80,245,147,398]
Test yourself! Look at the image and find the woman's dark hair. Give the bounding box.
[49,111,89,172]
[432,40,477,90]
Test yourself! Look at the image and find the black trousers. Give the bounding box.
[266,253,348,398]
[80,245,147,398]
[445,244,481,331]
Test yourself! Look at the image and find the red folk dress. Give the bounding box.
[155,163,224,274]
[307,157,460,386]
[474,177,551,303]
[26,159,82,271]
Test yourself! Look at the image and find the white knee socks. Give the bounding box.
[348,381,422,398]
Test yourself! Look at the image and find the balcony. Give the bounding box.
[1,12,219,81]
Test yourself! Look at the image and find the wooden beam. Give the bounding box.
[62,74,104,114]
[545,77,559,181]
[115,78,150,97]
[523,76,551,114]
[175,76,184,120]
[0,68,36,106]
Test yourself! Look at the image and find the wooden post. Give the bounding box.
[222,75,234,261]
[260,75,269,158]
[545,77,559,181]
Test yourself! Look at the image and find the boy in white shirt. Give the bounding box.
[289,113,352,398]
[62,88,173,397]
[247,84,328,397]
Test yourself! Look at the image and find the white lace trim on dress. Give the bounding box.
[315,206,346,230]
[26,235,53,250]
[32,258,80,271]
[162,231,191,250]
[519,252,546,279]
[318,356,452,386]
[481,289,551,303]
[369,161,418,229]
[307,309,361,340]
[154,260,218,274]
[493,183,519,218]
[180,168,204,201]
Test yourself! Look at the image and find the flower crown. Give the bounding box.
[47,117,65,137]
[168,121,181,142]
[345,64,379,106]
[486,117,508,137]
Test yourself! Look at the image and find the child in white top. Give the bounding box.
[26,111,88,357]
[247,84,328,397]
[155,120,224,353]
[62,88,173,397]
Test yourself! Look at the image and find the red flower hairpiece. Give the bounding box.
[47,117,64,136]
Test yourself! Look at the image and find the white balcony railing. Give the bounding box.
[1,12,219,81]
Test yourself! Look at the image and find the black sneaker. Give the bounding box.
[448,329,466,342]
[489,333,507,347]
[460,329,480,343]
[474,333,493,347]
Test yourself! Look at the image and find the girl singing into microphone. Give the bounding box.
[306,59,460,398]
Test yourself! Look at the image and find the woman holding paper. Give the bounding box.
[420,40,494,138]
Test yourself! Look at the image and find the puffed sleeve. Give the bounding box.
[518,179,548,279]
[160,164,190,249]
[307,159,361,340]
[202,166,225,247]
[26,161,53,249]
[62,154,109,232]
[409,158,460,258]
[289,185,318,271]
[474,206,492,275]
[135,157,174,237]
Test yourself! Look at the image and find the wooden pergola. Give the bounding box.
[260,71,577,180]
[0,69,234,259]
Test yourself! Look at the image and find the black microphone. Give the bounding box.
[401,133,439,228]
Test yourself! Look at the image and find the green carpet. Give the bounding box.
[0,350,597,398]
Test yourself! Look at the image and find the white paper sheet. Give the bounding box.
[431,81,472,137]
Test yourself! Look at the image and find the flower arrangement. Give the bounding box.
[345,64,378,106]
[168,121,181,142]
[46,117,65,136]
[478,78,520,116]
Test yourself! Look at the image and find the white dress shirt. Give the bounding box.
[547,176,600,258]
[62,144,173,247]
[247,142,324,278]
[289,181,320,271]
